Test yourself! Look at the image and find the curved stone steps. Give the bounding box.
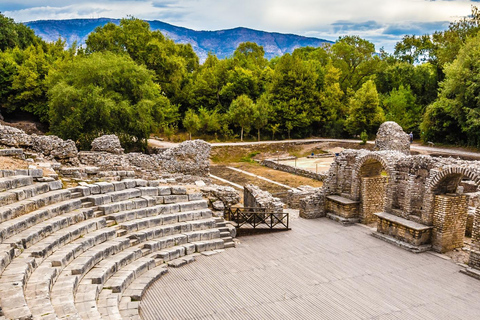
[47,209,216,319]
[0,196,82,247]
[0,178,234,320]
[25,221,114,320]
[0,180,61,209]
[50,215,217,319]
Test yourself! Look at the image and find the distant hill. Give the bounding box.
[25,18,333,61]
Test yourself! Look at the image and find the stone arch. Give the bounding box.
[350,153,395,223]
[350,153,394,201]
[423,166,480,253]
[423,166,480,223]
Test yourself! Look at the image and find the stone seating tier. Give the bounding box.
[0,178,233,320]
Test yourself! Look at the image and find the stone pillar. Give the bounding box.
[361,176,387,224]
[432,194,468,253]
[468,207,480,269]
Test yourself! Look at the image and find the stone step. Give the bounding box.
[114,265,168,319]
[0,188,71,224]
[28,217,105,259]
[0,197,82,245]
[117,211,215,234]
[3,207,94,250]
[0,175,33,193]
[0,180,62,208]
[24,220,111,319]
[224,241,236,249]
[106,200,209,225]
[70,191,83,199]
[193,239,225,253]
[220,231,231,238]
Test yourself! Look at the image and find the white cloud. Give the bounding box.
[2,0,477,52]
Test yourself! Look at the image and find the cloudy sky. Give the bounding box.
[2,0,479,51]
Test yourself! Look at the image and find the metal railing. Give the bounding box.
[224,207,290,230]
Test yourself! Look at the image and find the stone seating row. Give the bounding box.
[0,178,232,320]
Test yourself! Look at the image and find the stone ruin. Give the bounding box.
[0,124,239,319]
[91,134,124,154]
[374,121,410,155]
[0,124,211,182]
[300,121,480,277]
[244,184,284,214]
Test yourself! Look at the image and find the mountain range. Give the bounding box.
[25,18,333,61]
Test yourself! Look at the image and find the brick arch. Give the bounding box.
[350,153,395,201]
[422,166,480,225]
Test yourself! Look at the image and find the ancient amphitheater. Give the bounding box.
[0,122,480,319]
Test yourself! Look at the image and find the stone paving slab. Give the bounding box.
[140,217,480,320]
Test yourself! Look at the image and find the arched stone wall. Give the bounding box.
[349,153,396,223]
[423,166,480,225]
[423,166,480,252]
[350,153,394,202]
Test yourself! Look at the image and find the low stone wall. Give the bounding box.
[286,186,319,209]
[244,184,284,213]
[261,159,327,181]
[299,189,326,219]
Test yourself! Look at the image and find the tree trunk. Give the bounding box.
[241,127,244,141]
[189,132,192,140]
[257,128,261,142]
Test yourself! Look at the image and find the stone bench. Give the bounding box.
[325,195,360,225]
[372,211,433,252]
[0,218,110,320]
[24,222,115,319]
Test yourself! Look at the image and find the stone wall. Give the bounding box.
[286,186,319,209]
[432,194,468,253]
[244,184,284,213]
[261,159,327,181]
[299,189,326,219]
[361,176,387,224]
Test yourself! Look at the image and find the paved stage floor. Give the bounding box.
[140,217,480,319]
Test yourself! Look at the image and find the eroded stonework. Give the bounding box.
[374,121,410,155]
[91,135,124,154]
[300,122,480,272]
[0,125,211,180]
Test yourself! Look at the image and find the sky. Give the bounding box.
[2,0,479,52]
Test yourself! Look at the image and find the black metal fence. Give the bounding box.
[224,207,290,230]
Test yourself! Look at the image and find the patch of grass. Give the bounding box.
[240,151,260,163]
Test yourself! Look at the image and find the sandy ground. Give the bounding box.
[275,146,343,173]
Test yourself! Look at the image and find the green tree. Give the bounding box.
[383,85,419,132]
[421,33,480,146]
[345,80,385,136]
[227,94,257,141]
[183,109,201,140]
[86,17,199,103]
[0,40,72,122]
[47,52,178,150]
[330,36,379,92]
[266,53,322,137]
[197,107,221,135]
[0,13,41,51]
[253,94,271,141]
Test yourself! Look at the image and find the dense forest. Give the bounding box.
[1,8,480,150]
